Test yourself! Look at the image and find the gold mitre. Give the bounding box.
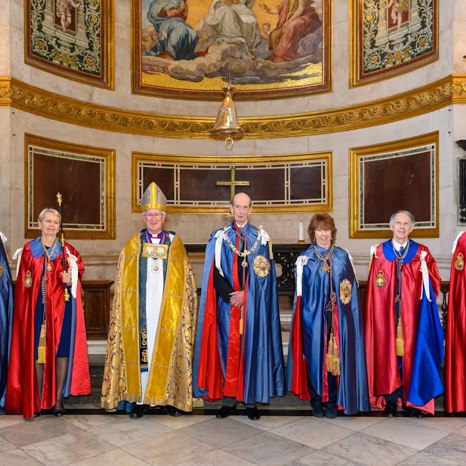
[140,182,167,212]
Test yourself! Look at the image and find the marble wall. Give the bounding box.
[0,1,465,286]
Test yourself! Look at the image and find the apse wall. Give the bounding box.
[1,1,465,282]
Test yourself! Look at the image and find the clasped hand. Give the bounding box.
[229,290,244,308]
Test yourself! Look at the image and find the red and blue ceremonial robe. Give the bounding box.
[193,223,285,404]
[364,240,444,415]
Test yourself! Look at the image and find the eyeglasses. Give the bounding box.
[144,213,164,219]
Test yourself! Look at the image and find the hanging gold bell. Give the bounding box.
[211,86,244,150]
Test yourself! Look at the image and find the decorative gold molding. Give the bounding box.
[1,75,465,139]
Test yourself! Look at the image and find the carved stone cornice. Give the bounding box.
[1,75,465,139]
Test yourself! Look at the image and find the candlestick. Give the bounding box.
[298,222,304,242]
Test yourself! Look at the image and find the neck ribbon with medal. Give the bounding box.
[37,238,59,363]
[223,225,261,335]
[392,240,409,356]
[313,243,340,375]
[139,229,169,371]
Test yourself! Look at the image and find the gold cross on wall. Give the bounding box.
[216,167,250,199]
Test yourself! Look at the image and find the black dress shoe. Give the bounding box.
[402,406,424,418]
[325,403,337,419]
[53,406,65,417]
[383,401,397,417]
[129,404,148,419]
[216,405,233,419]
[53,400,65,417]
[245,406,261,421]
[165,405,183,417]
[311,398,324,418]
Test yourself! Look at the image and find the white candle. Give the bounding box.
[298,222,304,241]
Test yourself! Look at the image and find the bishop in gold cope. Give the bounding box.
[101,182,198,419]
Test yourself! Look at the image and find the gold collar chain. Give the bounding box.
[313,244,334,272]
[223,227,261,258]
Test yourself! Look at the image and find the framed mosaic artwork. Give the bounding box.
[25,134,116,239]
[350,0,438,86]
[349,132,439,238]
[132,0,331,100]
[25,0,114,88]
[132,152,333,213]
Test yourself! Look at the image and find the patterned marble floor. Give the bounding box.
[1,408,466,465]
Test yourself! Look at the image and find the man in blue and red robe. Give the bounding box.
[193,192,285,420]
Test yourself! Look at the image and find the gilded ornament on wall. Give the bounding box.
[25,0,114,88]
[350,0,438,86]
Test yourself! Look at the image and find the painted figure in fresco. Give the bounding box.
[364,210,444,418]
[205,0,261,52]
[145,0,199,60]
[101,183,198,419]
[56,0,81,33]
[5,208,90,419]
[262,0,322,63]
[287,214,369,418]
[193,192,285,421]
[387,0,409,30]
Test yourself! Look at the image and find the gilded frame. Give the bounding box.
[132,0,331,100]
[25,134,116,239]
[349,132,439,238]
[350,0,438,87]
[132,152,333,213]
[25,0,114,88]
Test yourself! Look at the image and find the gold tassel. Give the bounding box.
[327,333,340,376]
[331,333,340,376]
[239,317,243,335]
[37,322,46,364]
[396,318,404,356]
[327,333,340,375]
[326,333,334,369]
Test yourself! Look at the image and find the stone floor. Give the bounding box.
[1,402,466,465]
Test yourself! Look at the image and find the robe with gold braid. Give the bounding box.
[101,230,197,412]
[364,240,444,415]
[5,238,90,419]
[193,223,285,404]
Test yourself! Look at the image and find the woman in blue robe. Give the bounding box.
[288,213,369,418]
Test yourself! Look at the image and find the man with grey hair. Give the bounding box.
[101,182,198,419]
[193,192,285,421]
[364,210,444,417]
